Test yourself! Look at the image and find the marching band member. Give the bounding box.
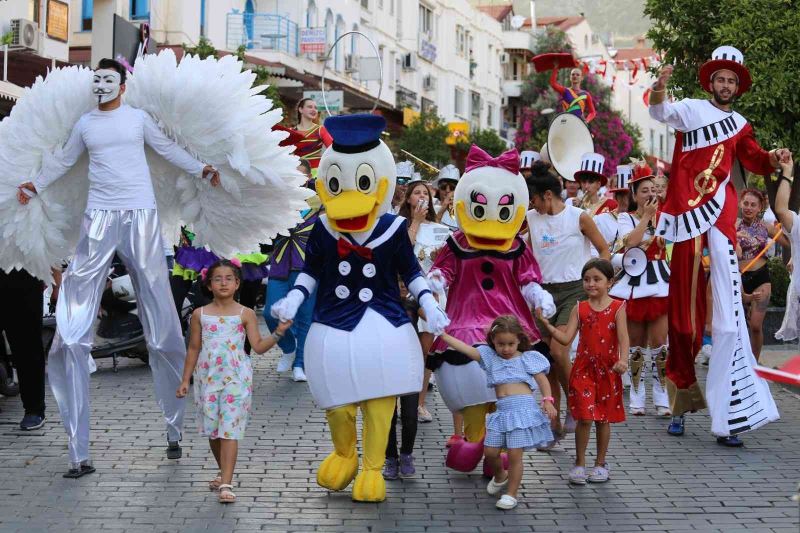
[610,163,671,417]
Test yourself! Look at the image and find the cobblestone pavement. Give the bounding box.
[0,342,798,533]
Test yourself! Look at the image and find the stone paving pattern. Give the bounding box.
[0,343,798,532]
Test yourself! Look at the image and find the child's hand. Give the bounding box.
[176,381,190,398]
[275,319,293,334]
[612,359,628,375]
[535,308,553,329]
[542,400,557,420]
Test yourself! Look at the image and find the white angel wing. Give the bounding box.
[0,66,94,283]
[125,50,311,255]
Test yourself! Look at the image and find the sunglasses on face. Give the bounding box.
[439,183,456,191]
[397,177,411,186]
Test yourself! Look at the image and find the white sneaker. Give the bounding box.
[486,476,509,496]
[698,344,711,365]
[496,494,518,510]
[292,367,307,382]
[276,351,295,373]
[630,406,646,416]
[655,406,672,417]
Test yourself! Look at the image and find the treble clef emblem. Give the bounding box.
[688,144,724,207]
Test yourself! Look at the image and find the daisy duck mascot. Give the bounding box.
[426,145,555,475]
[271,114,449,502]
[0,53,311,477]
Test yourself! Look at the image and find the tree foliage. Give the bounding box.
[458,128,510,157]
[644,0,800,150]
[397,111,452,169]
[515,29,641,177]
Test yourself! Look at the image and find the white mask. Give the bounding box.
[92,69,122,105]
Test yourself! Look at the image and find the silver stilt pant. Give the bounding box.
[48,209,186,466]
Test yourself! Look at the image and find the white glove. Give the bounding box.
[522,282,556,319]
[419,292,450,335]
[270,289,305,322]
[427,269,447,295]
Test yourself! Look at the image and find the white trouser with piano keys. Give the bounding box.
[705,227,779,436]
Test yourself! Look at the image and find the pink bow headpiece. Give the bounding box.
[464,145,520,175]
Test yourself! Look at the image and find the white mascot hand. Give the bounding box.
[419,293,450,335]
[270,289,305,322]
[427,269,447,295]
[522,282,556,319]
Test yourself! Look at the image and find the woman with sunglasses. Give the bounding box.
[433,164,460,230]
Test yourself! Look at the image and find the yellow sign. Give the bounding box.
[46,0,69,43]
[403,107,420,126]
[446,122,469,146]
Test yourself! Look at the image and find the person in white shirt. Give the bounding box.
[526,171,609,442]
[17,59,219,478]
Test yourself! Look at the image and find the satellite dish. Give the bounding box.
[510,15,526,30]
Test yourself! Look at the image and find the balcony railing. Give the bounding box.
[226,12,299,55]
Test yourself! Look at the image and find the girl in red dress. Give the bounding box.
[539,258,628,486]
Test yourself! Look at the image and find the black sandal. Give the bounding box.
[63,463,96,478]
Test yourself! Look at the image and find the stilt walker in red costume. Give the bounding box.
[649,46,787,445]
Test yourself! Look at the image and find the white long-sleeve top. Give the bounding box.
[33,104,206,210]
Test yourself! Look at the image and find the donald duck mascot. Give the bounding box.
[271,114,449,502]
[427,145,554,475]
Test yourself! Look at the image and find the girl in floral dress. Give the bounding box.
[539,258,628,486]
[177,259,292,503]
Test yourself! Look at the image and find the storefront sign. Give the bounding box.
[304,90,343,112]
[446,122,469,145]
[300,28,327,54]
[419,39,437,63]
[46,0,69,43]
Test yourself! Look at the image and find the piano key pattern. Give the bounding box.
[724,241,770,435]
[680,112,746,153]
[622,259,670,300]
[656,177,728,242]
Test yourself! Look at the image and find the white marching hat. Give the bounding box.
[574,152,607,185]
[519,150,541,170]
[433,164,460,187]
[396,160,415,179]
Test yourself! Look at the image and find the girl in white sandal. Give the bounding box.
[177,259,292,503]
[440,315,557,510]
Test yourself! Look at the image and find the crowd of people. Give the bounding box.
[0,45,795,511]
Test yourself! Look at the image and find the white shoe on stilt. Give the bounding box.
[276,351,295,373]
[292,366,307,382]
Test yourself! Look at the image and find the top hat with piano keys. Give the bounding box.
[609,164,633,194]
[574,152,607,186]
[699,46,752,96]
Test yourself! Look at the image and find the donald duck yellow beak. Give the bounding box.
[456,201,526,251]
[318,177,389,233]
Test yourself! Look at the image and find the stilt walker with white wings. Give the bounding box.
[0,53,311,477]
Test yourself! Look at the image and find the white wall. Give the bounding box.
[1,0,70,62]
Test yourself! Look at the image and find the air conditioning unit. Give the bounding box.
[10,19,39,52]
[345,54,360,72]
[422,75,437,91]
[499,52,510,64]
[501,95,509,107]
[402,53,417,71]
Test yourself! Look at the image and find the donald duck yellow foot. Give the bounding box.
[317,452,359,491]
[352,469,386,502]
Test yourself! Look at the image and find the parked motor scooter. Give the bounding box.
[42,258,193,372]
